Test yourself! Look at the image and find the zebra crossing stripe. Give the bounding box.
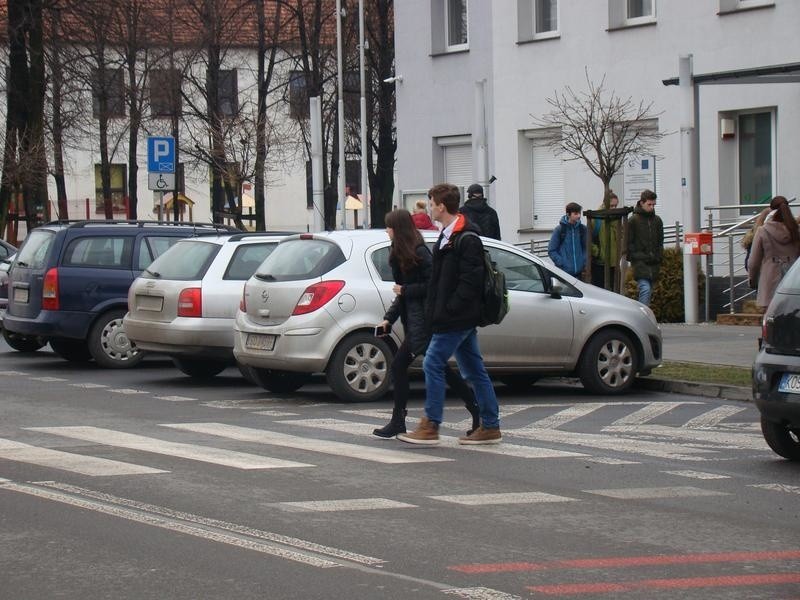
[684,406,748,428]
[602,424,767,450]
[749,483,800,495]
[663,470,731,480]
[279,418,588,459]
[26,426,313,470]
[585,486,730,499]
[0,438,166,476]
[430,492,577,506]
[278,498,417,512]
[161,423,453,464]
[442,587,523,599]
[520,403,609,429]
[611,402,687,426]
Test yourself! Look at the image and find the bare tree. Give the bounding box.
[533,71,664,207]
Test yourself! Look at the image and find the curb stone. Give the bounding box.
[635,377,752,402]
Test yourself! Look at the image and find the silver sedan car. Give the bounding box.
[124,232,287,378]
[233,230,662,402]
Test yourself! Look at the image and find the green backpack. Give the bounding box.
[457,232,509,327]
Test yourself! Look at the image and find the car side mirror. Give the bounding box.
[550,277,563,299]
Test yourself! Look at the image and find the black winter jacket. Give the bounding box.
[626,206,664,281]
[426,216,485,333]
[383,243,432,354]
[460,198,501,240]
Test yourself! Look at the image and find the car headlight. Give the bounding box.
[639,305,659,327]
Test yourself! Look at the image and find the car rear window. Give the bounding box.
[778,259,800,294]
[15,230,55,269]
[63,236,133,268]
[142,240,220,280]
[254,238,345,281]
[224,242,277,280]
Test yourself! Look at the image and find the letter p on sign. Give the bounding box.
[147,136,175,173]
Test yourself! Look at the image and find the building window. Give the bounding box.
[534,0,558,36]
[738,111,774,212]
[289,70,309,120]
[92,68,125,119]
[150,69,182,117]
[217,69,238,117]
[445,0,468,50]
[94,164,127,214]
[718,0,774,14]
[530,137,564,229]
[627,0,654,20]
[608,0,656,29]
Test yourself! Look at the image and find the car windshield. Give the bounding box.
[255,238,345,281]
[142,240,220,280]
[15,230,55,269]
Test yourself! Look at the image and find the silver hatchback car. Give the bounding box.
[124,232,287,378]
[233,230,662,402]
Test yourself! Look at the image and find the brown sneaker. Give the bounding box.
[458,426,501,445]
[397,416,440,446]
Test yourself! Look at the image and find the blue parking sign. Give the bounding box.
[147,137,175,173]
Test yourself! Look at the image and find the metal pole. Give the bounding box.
[159,191,164,223]
[473,79,488,195]
[310,97,324,232]
[359,0,369,229]
[705,211,714,322]
[728,235,735,314]
[336,0,346,229]
[679,54,700,323]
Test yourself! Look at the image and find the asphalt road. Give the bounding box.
[1,341,798,600]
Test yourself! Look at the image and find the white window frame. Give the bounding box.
[533,0,559,39]
[445,0,469,51]
[625,0,656,26]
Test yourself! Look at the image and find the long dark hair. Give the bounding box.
[770,196,800,245]
[385,209,424,273]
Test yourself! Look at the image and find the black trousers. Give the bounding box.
[390,338,476,418]
[591,262,618,291]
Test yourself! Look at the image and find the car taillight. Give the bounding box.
[762,314,771,346]
[42,268,59,310]
[240,283,247,312]
[292,280,345,316]
[177,287,202,317]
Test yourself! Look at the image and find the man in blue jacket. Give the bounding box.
[548,202,587,278]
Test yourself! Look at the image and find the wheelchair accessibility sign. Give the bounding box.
[148,172,175,191]
[147,136,175,173]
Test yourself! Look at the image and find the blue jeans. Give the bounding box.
[637,278,653,306]
[422,328,500,429]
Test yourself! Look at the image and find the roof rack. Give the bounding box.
[227,231,299,242]
[41,219,238,233]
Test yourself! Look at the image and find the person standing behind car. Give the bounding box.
[589,193,620,289]
[410,199,439,231]
[748,195,800,310]
[626,190,663,306]
[548,202,587,279]
[398,184,501,446]
[373,209,480,438]
[460,183,501,240]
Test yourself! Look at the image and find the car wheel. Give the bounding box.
[88,309,144,369]
[49,337,92,362]
[2,328,46,353]
[172,357,228,380]
[578,329,637,395]
[249,367,310,393]
[326,332,392,402]
[500,374,539,391]
[761,416,800,461]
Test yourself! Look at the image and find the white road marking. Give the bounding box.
[603,424,768,450]
[30,376,68,382]
[0,438,166,476]
[110,388,149,395]
[527,403,612,429]
[38,481,387,566]
[0,370,29,376]
[253,410,300,417]
[279,418,588,459]
[1,481,341,568]
[582,456,640,465]
[586,486,730,499]
[430,492,577,506]
[69,383,107,389]
[162,422,452,464]
[749,483,800,495]
[507,427,713,461]
[0,477,11,483]
[154,395,197,402]
[663,470,731,480]
[27,426,313,470]
[278,498,416,512]
[611,402,687,426]
[683,405,748,428]
[442,587,523,599]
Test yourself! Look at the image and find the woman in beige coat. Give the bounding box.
[748,196,800,309]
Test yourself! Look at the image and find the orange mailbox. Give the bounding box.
[684,232,713,255]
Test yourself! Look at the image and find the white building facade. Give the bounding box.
[394,0,800,244]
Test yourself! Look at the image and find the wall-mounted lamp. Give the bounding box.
[720,117,735,140]
[383,75,404,84]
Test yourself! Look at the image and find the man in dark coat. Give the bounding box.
[398,183,501,446]
[459,183,501,240]
[626,189,664,306]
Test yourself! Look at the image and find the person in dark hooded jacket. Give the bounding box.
[626,189,664,306]
[459,183,501,240]
[373,209,479,439]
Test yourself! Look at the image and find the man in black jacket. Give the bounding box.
[460,183,501,240]
[398,183,501,446]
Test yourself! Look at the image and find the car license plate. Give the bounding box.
[778,373,800,395]
[136,295,164,312]
[246,334,276,351]
[13,287,28,303]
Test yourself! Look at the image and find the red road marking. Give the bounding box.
[527,573,800,595]
[448,549,800,574]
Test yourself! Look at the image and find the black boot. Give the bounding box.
[373,409,407,438]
